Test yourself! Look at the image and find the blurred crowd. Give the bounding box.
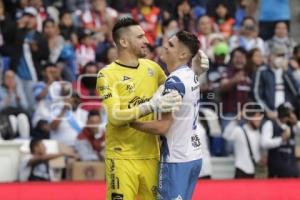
[0,0,299,181]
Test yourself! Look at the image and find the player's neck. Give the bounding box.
[167,60,188,73]
[117,51,139,67]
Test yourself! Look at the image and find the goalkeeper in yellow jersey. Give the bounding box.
[96,18,182,200]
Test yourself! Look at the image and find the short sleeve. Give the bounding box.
[163,76,185,98]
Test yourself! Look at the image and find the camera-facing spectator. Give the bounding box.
[265,21,297,58]
[253,46,299,120]
[212,2,234,39]
[229,17,265,55]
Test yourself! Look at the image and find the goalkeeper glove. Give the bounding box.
[191,50,209,77]
[139,85,182,115]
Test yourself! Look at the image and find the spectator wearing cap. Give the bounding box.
[200,41,229,110]
[75,28,96,75]
[253,46,299,120]
[229,17,265,55]
[265,21,297,58]
[10,7,49,112]
[223,104,265,178]
[261,103,300,177]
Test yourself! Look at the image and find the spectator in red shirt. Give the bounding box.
[77,110,105,161]
[131,0,161,45]
[73,61,101,111]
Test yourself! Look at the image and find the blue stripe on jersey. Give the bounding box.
[160,136,169,162]
[163,76,185,98]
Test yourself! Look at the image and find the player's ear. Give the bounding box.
[179,49,189,60]
[119,37,128,48]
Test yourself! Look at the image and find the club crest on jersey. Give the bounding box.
[123,76,131,81]
[148,68,154,77]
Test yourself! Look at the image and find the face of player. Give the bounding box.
[161,35,182,67]
[126,25,149,58]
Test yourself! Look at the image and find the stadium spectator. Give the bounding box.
[229,17,265,55]
[76,110,105,161]
[59,11,79,45]
[49,91,88,147]
[73,61,101,111]
[253,46,299,120]
[245,48,265,80]
[261,102,300,177]
[220,47,251,129]
[20,138,77,181]
[0,70,30,139]
[212,2,234,39]
[10,7,49,111]
[265,21,297,58]
[196,15,218,55]
[258,0,291,40]
[223,104,264,178]
[289,45,300,86]
[32,119,50,139]
[176,0,194,32]
[75,28,96,74]
[81,0,118,42]
[131,0,161,45]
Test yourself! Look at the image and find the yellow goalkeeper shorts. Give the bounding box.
[105,158,159,200]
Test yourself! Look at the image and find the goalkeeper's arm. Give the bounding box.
[96,73,181,127]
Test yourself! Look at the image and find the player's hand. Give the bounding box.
[191,50,209,77]
[150,87,182,113]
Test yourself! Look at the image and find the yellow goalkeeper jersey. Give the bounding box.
[96,59,166,159]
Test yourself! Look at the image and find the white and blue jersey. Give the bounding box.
[161,65,202,163]
[158,65,202,200]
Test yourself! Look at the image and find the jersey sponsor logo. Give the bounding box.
[123,76,131,81]
[191,134,201,148]
[101,93,112,100]
[148,68,154,77]
[128,96,151,108]
[97,85,110,91]
[111,174,120,190]
[111,192,123,200]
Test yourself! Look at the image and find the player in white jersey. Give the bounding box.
[131,30,208,199]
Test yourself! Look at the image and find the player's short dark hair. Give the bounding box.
[112,17,139,45]
[30,138,42,153]
[88,110,100,118]
[176,30,200,59]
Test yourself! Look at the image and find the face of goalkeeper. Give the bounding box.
[119,25,149,58]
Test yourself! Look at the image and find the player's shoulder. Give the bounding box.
[139,58,161,69]
[97,63,117,78]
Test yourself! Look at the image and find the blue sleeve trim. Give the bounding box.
[163,76,185,98]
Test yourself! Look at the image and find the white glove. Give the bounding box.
[150,86,182,112]
[139,85,182,114]
[191,50,209,76]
